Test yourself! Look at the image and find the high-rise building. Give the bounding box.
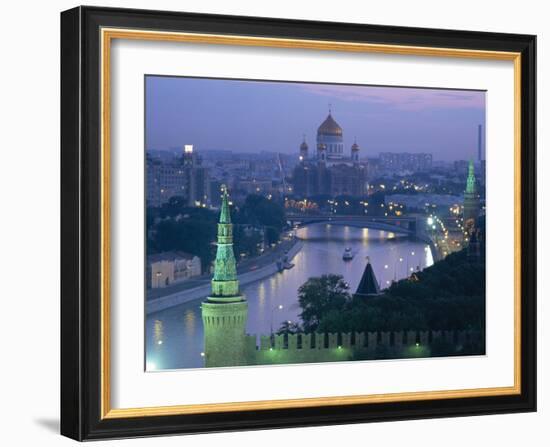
[146,145,211,208]
[201,187,248,367]
[182,145,211,207]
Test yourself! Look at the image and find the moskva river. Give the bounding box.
[146,224,433,370]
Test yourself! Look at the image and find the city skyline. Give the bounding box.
[146,76,486,162]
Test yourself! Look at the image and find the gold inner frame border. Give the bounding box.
[99,27,522,419]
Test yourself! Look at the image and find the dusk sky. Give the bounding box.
[145,76,486,161]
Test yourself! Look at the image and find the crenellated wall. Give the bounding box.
[217,329,484,367]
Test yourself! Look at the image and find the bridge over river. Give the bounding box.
[286,213,441,262]
[286,213,423,236]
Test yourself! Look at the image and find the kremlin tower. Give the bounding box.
[463,160,480,231]
[201,186,248,367]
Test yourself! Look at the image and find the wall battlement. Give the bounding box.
[216,329,484,367]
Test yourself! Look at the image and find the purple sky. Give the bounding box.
[145,76,486,161]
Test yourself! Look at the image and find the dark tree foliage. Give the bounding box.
[235,194,286,244]
[277,321,303,335]
[298,274,351,332]
[386,249,485,300]
[297,249,485,335]
[233,226,263,258]
[146,199,219,272]
[147,194,288,272]
[365,191,386,216]
[152,216,216,270]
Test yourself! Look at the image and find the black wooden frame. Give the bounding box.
[61,5,537,441]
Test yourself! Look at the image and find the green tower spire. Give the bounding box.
[209,186,242,302]
[466,160,477,194]
[463,160,480,230]
[201,186,249,367]
[219,185,232,224]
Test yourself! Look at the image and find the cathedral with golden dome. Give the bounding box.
[293,108,367,197]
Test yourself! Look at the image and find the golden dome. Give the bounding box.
[317,113,343,137]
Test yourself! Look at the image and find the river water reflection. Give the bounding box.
[146,224,433,370]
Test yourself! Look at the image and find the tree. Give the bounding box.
[277,321,302,335]
[295,248,485,339]
[233,226,263,258]
[153,218,216,270]
[236,194,286,243]
[298,274,350,332]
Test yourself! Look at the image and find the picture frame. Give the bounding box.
[60,5,536,441]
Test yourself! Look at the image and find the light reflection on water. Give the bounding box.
[145,224,433,370]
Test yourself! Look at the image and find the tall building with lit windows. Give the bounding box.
[292,108,367,198]
[146,145,210,207]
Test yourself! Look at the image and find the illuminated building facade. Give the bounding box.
[292,110,368,198]
[146,145,211,207]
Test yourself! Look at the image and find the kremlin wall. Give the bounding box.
[213,329,482,367]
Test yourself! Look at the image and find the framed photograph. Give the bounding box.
[61,6,536,441]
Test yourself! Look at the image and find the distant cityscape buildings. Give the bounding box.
[145,115,485,284]
[379,152,433,174]
[146,145,210,208]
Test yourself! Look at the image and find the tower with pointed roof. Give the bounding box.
[201,186,249,367]
[463,160,480,231]
[354,257,381,298]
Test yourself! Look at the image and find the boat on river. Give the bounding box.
[342,247,354,261]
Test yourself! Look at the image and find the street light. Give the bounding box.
[270,304,284,336]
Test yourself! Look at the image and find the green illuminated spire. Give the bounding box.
[219,186,232,224]
[209,186,242,302]
[466,160,477,194]
[463,160,480,228]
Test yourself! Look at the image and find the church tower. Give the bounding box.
[201,186,248,367]
[351,139,360,163]
[299,135,308,161]
[463,160,480,231]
